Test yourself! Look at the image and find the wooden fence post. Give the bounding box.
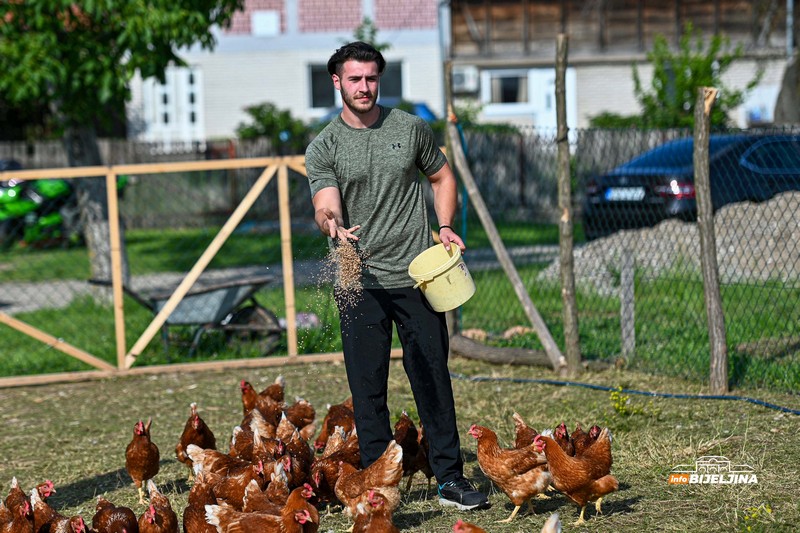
[693,87,728,394]
[105,170,127,369]
[556,33,582,377]
[278,161,298,358]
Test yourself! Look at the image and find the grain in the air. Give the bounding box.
[327,239,364,308]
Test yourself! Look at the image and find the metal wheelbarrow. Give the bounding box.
[89,275,284,357]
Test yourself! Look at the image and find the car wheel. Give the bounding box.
[0,219,21,249]
[225,304,283,356]
[583,215,602,242]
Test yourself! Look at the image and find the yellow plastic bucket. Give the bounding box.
[408,244,476,312]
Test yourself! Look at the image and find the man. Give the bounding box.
[304,41,489,511]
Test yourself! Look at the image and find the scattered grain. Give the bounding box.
[325,239,366,309]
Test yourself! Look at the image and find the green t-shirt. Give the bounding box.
[305,106,446,289]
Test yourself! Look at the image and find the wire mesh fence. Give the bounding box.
[1,128,798,392]
[454,126,800,392]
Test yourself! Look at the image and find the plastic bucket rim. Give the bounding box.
[407,244,463,283]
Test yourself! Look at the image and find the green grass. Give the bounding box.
[0,222,563,283]
[1,222,797,391]
[459,265,800,391]
[0,358,797,532]
[461,220,567,248]
[0,227,330,283]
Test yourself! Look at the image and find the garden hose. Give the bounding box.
[449,372,800,416]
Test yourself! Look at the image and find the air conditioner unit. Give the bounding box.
[452,65,479,93]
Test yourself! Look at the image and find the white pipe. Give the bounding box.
[789,0,795,57]
[438,0,451,115]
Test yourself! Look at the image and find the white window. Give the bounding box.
[140,66,205,145]
[252,10,280,37]
[480,67,576,130]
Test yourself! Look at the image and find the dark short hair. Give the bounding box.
[326,41,386,76]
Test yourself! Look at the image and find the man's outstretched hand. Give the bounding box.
[318,207,360,241]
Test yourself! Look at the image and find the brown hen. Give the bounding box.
[241,479,280,514]
[137,481,178,533]
[313,397,355,452]
[468,424,550,522]
[175,402,217,481]
[352,490,399,533]
[230,410,278,461]
[392,411,433,491]
[263,458,292,507]
[0,500,34,533]
[284,427,314,487]
[511,412,539,449]
[334,440,403,521]
[572,424,602,456]
[282,484,319,532]
[570,423,591,455]
[125,419,160,504]
[186,444,262,479]
[309,426,360,511]
[553,422,575,457]
[239,380,283,425]
[181,471,218,533]
[249,415,285,466]
[30,489,86,533]
[538,428,618,525]
[283,398,316,441]
[452,518,487,532]
[204,504,281,533]
[259,374,286,403]
[206,458,266,510]
[205,485,318,533]
[91,496,138,533]
[5,478,54,519]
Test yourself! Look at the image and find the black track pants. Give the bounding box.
[337,286,463,484]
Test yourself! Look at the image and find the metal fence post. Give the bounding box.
[620,248,635,362]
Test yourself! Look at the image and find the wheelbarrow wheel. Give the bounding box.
[225,304,283,356]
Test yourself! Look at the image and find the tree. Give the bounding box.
[632,23,762,128]
[236,103,311,155]
[345,16,391,52]
[0,0,243,281]
[589,24,762,128]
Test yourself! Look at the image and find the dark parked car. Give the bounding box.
[582,133,800,240]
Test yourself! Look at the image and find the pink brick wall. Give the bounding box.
[224,0,438,35]
[299,0,363,32]
[375,0,438,30]
[226,0,286,34]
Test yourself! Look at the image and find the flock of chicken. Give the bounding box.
[1,375,618,532]
[468,414,619,528]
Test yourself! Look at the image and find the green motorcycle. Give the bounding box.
[0,159,127,249]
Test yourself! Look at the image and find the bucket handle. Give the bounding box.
[409,245,462,290]
[412,278,432,290]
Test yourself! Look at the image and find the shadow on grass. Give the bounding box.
[395,507,444,529]
[45,459,186,509]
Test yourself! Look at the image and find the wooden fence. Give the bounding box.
[0,157,403,388]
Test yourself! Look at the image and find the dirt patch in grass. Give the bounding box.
[1,358,798,532]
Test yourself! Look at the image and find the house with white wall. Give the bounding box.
[127,0,447,144]
[126,0,796,144]
[446,0,794,130]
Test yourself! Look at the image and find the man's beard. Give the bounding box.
[341,88,377,115]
